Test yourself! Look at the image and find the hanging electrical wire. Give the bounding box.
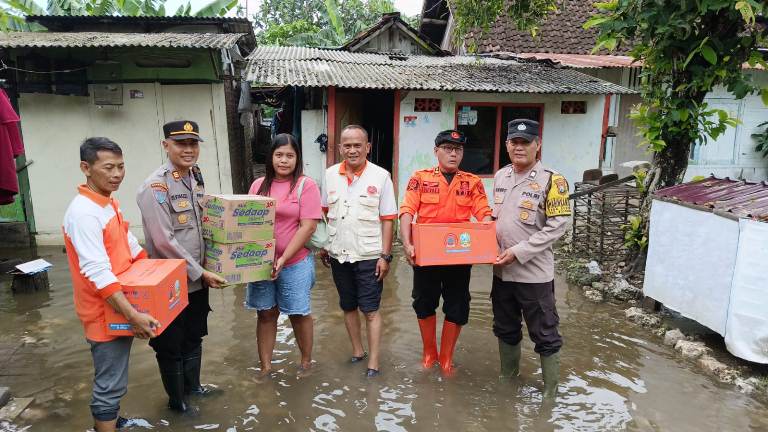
[0,59,88,74]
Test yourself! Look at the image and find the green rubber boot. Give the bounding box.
[540,352,560,399]
[498,339,521,380]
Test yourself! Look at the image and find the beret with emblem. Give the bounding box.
[163,120,204,142]
[507,119,540,142]
[435,129,467,146]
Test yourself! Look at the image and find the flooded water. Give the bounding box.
[1,246,767,431]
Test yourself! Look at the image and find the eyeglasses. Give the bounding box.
[438,145,464,154]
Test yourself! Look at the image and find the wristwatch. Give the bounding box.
[380,253,393,263]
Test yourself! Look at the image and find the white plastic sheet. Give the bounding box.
[725,219,768,364]
[644,200,739,335]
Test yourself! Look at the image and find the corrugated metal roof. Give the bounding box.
[0,32,246,49]
[246,46,635,94]
[655,177,768,221]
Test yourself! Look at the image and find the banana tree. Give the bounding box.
[0,0,239,31]
[286,0,358,47]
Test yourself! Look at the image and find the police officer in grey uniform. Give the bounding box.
[492,119,571,398]
[136,120,226,413]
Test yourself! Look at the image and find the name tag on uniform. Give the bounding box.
[522,191,541,201]
[494,187,506,204]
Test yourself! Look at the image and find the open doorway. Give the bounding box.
[334,89,395,173]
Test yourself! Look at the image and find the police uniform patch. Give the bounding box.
[519,210,529,221]
[522,191,542,201]
[546,174,571,217]
[520,199,534,210]
[178,214,189,224]
[178,200,189,208]
[151,183,168,204]
[529,182,541,191]
[172,171,181,181]
[407,178,419,191]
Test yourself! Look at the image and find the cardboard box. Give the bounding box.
[204,239,276,285]
[412,222,498,266]
[202,194,276,243]
[105,259,188,336]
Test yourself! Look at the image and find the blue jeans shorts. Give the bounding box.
[245,253,315,315]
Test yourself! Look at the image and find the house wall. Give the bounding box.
[18,82,233,244]
[353,22,433,55]
[395,91,606,199]
[601,68,768,181]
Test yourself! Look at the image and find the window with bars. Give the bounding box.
[414,98,442,112]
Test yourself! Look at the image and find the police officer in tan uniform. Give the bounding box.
[136,120,226,413]
[492,119,570,398]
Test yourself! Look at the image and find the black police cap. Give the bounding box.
[507,119,540,142]
[435,129,466,146]
[163,120,204,142]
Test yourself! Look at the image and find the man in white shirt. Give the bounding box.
[320,125,398,377]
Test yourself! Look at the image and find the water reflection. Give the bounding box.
[0,248,766,431]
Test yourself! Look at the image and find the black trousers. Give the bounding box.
[491,277,562,357]
[149,287,211,361]
[412,265,472,325]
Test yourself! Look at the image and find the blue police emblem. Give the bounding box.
[151,183,168,204]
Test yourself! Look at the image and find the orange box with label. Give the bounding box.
[412,222,498,266]
[104,259,189,336]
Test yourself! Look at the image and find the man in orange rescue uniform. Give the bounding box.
[63,137,160,432]
[399,129,492,375]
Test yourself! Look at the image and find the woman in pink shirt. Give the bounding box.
[246,133,322,376]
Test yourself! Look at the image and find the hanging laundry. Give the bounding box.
[0,88,24,205]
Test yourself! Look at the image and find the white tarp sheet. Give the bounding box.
[644,200,739,335]
[725,219,768,363]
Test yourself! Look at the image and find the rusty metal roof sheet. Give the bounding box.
[655,177,768,221]
[509,53,639,69]
[246,46,635,94]
[0,32,246,49]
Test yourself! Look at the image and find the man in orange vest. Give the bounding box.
[399,130,492,375]
[63,137,159,432]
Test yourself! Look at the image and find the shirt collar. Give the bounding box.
[78,184,111,207]
[434,166,464,176]
[508,161,542,178]
[339,160,367,177]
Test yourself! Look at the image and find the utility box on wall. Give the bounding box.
[93,83,123,105]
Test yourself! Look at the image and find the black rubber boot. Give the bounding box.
[158,358,192,413]
[183,345,220,397]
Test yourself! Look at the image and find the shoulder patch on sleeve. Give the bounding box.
[151,183,168,204]
[545,174,571,217]
[407,177,420,191]
[474,180,486,195]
